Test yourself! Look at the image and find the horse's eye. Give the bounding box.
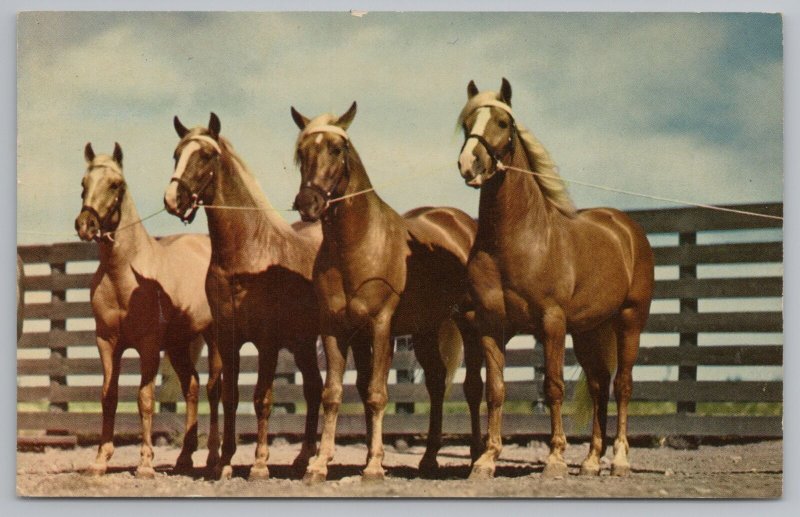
[498,120,509,129]
[110,183,119,190]
[331,146,341,156]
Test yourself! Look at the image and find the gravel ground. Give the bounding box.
[16,439,782,498]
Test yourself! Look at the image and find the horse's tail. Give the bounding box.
[572,323,618,433]
[438,318,464,399]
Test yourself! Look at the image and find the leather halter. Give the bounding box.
[294,125,352,217]
[80,182,126,241]
[459,101,517,172]
[171,135,221,223]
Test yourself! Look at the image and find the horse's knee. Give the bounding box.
[544,376,565,404]
[321,385,342,410]
[366,390,387,413]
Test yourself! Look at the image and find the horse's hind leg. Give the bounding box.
[413,330,445,476]
[572,325,614,476]
[291,338,323,474]
[135,344,160,479]
[88,337,121,476]
[611,307,644,477]
[250,342,280,480]
[457,318,484,464]
[203,331,223,472]
[166,343,201,474]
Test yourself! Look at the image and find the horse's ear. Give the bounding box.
[290,106,309,130]
[174,116,189,138]
[336,101,357,130]
[208,112,221,139]
[467,80,479,99]
[500,77,512,106]
[84,142,95,163]
[112,142,123,166]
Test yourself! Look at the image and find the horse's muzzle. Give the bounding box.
[164,181,196,223]
[294,187,327,222]
[75,210,99,242]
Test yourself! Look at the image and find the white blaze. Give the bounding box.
[459,107,491,175]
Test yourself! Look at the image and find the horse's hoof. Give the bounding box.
[303,470,327,485]
[468,465,495,480]
[579,464,601,476]
[86,463,107,476]
[135,466,156,479]
[611,463,631,477]
[174,459,194,475]
[361,468,385,482]
[249,465,270,481]
[215,465,233,481]
[542,461,568,479]
[418,458,439,478]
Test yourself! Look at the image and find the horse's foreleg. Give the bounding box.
[469,330,506,480]
[362,316,393,482]
[217,343,241,480]
[250,343,279,480]
[136,347,160,479]
[541,307,569,478]
[166,345,200,474]
[304,334,347,484]
[88,338,120,476]
[612,308,643,477]
[204,332,223,471]
[292,339,323,474]
[458,319,484,464]
[413,331,445,477]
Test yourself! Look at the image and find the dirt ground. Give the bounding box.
[16,438,782,498]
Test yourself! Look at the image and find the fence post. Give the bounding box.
[49,261,69,415]
[677,231,698,414]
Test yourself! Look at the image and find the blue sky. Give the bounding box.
[16,12,783,243]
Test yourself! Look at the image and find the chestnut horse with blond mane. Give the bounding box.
[75,143,222,478]
[163,114,323,480]
[456,79,654,479]
[291,103,483,482]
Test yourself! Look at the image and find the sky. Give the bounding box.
[16,11,783,244]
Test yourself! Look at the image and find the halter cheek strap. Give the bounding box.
[461,100,517,171]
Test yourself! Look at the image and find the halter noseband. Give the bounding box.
[294,125,351,217]
[171,135,221,223]
[80,182,126,242]
[459,100,517,173]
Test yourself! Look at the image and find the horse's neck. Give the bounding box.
[477,138,554,248]
[323,151,383,253]
[98,191,155,273]
[205,155,292,271]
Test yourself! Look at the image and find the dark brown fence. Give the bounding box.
[17,203,783,441]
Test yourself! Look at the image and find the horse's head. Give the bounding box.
[164,112,223,223]
[75,143,126,242]
[291,102,357,222]
[457,78,516,188]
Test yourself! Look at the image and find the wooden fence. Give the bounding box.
[17,203,783,441]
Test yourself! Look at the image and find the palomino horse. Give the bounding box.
[163,114,323,480]
[456,79,654,478]
[291,103,483,482]
[75,143,222,477]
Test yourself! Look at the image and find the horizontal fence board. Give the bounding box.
[18,330,96,349]
[18,242,99,265]
[653,277,783,299]
[24,300,94,320]
[653,242,783,266]
[16,412,783,439]
[645,312,782,333]
[628,203,783,233]
[17,345,783,378]
[18,380,782,405]
[25,272,95,292]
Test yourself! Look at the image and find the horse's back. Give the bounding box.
[402,206,477,266]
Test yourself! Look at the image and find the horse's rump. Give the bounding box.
[402,206,477,266]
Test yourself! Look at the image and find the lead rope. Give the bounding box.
[496,161,783,221]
